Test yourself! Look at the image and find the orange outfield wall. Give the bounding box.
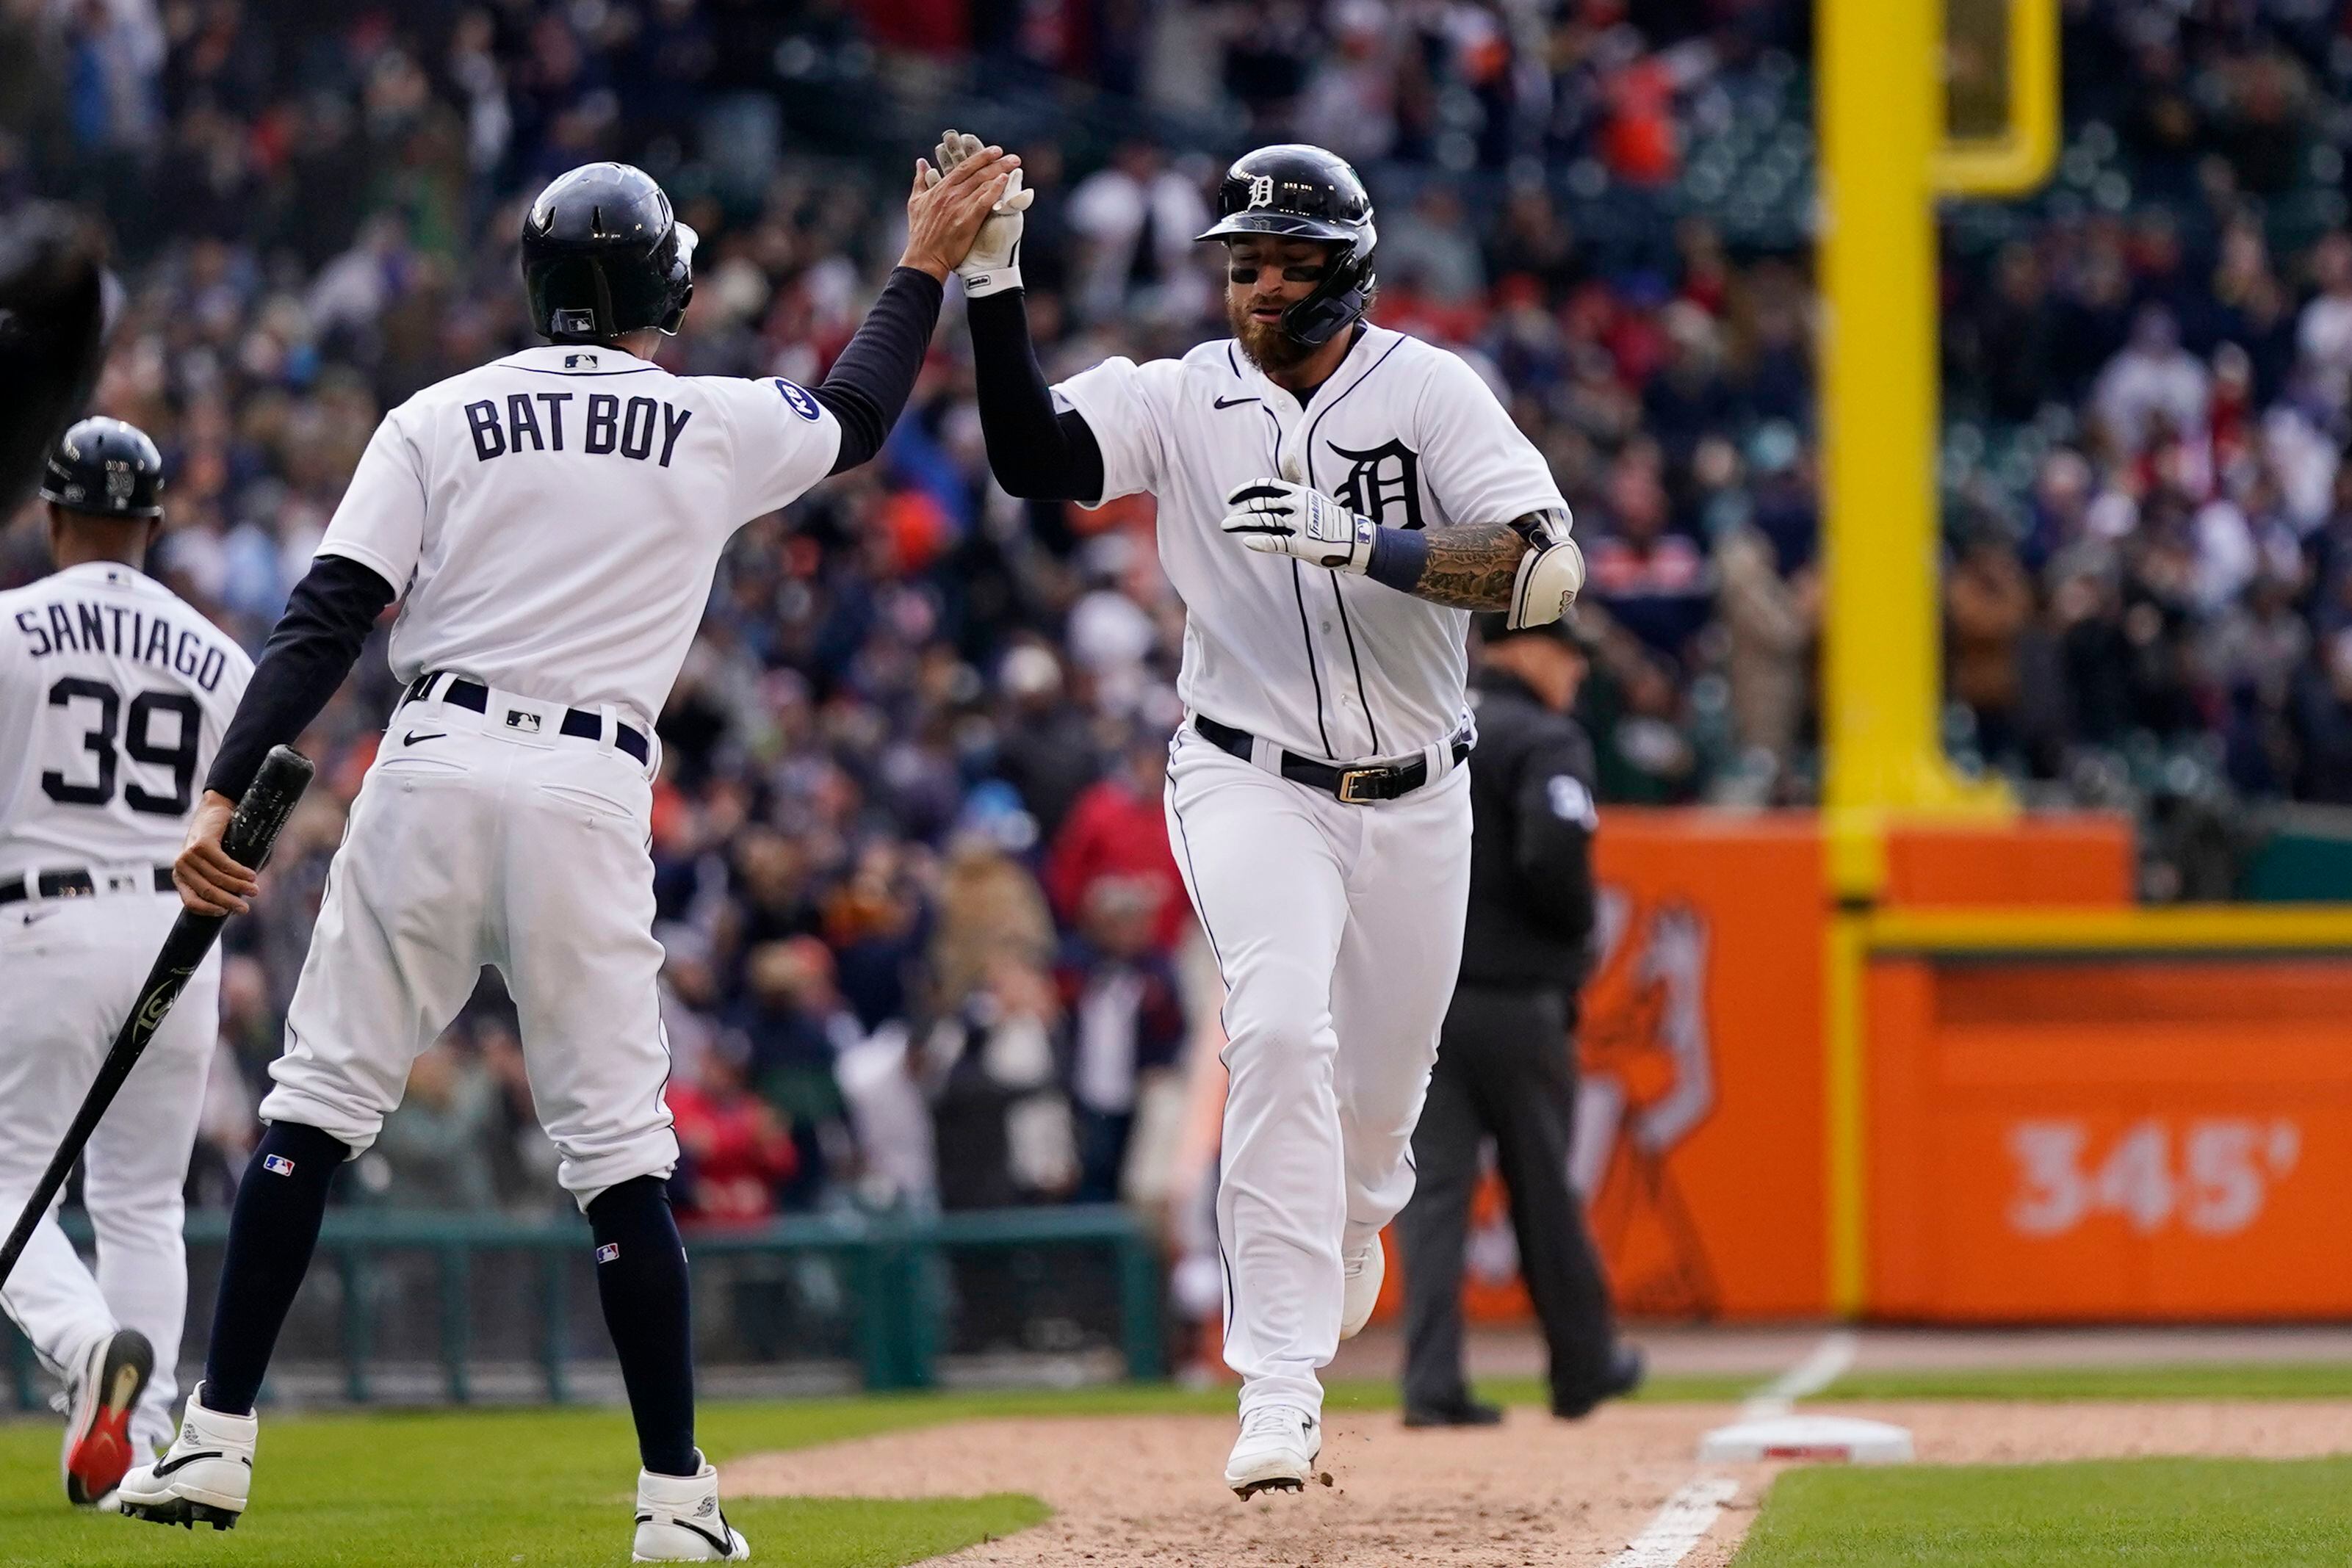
[1410,809,2352,1324]
[1571,812,1828,1318]
[1867,958,2352,1318]
[1412,810,2142,1325]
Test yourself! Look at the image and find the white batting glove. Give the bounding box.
[1221,477,1377,573]
[928,128,1033,297]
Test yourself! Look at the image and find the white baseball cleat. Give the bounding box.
[1339,1236,1384,1340]
[62,1327,153,1507]
[632,1456,751,1561]
[1224,1405,1321,1499]
[118,1384,255,1531]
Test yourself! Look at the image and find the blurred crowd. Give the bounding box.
[10,0,2352,1213]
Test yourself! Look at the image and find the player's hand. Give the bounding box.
[174,790,257,917]
[1221,477,1377,574]
[925,129,1035,297]
[900,144,1020,284]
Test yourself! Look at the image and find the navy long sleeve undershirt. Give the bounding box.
[966,289,1105,503]
[812,265,944,474]
[205,552,395,801]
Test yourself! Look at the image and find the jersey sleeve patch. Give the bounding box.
[772,379,822,422]
[1547,773,1598,828]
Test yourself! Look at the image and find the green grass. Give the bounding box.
[1732,1457,2352,1567]
[1816,1362,2352,1403]
[0,1399,1046,1567]
[12,1359,2347,1565]
[0,1371,1745,1567]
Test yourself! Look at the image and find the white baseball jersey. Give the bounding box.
[0,560,246,1449]
[317,343,844,727]
[0,562,253,882]
[1055,325,1565,764]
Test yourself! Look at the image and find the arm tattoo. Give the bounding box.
[1407,509,1568,610]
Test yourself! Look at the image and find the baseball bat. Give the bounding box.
[0,745,315,1290]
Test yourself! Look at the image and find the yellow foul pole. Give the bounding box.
[1816,0,2055,1313]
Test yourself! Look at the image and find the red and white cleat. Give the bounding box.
[62,1328,153,1508]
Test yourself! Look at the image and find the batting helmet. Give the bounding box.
[40,416,163,519]
[521,163,697,344]
[1197,145,1377,347]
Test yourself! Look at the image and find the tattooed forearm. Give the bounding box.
[1406,510,1566,610]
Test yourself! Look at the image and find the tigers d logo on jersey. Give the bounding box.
[1329,438,1424,531]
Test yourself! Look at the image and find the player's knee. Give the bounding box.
[556,1130,680,1213]
[1222,1000,1333,1080]
[84,1191,184,1245]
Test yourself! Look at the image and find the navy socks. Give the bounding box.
[201,1132,693,1478]
[202,1122,349,1415]
[588,1175,699,1478]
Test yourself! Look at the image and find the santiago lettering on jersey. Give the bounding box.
[10,599,231,691]
[464,392,693,467]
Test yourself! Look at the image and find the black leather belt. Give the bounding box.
[402,673,650,766]
[1193,715,1469,803]
[0,865,175,905]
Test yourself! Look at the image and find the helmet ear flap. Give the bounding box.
[657,221,696,334]
[1277,229,1377,347]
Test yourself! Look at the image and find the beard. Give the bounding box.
[1228,294,1318,376]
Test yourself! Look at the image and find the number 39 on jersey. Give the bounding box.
[0,563,253,878]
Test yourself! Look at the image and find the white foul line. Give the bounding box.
[1606,1475,1740,1567]
[1603,1331,1858,1566]
[1740,1329,1858,1420]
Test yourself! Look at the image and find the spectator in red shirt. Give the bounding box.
[665,1044,797,1227]
[1042,732,1188,953]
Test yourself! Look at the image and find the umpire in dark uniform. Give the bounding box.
[1396,611,1643,1426]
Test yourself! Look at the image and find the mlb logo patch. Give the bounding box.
[596,1243,620,1264]
[505,709,543,734]
[263,1155,296,1177]
[564,352,599,369]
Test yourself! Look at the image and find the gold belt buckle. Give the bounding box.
[1336,767,1387,804]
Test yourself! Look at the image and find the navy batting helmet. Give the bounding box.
[1197,145,1377,347]
[40,416,163,519]
[521,163,697,344]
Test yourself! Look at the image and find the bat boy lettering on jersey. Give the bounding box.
[463,394,693,467]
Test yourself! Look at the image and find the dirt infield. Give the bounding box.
[727,1400,2352,1566]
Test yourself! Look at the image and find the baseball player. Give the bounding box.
[952,134,1585,1495]
[124,149,1018,1558]
[0,418,253,1508]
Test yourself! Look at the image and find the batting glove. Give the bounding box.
[1221,477,1377,574]
[928,128,1034,297]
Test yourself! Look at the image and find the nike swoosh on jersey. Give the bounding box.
[401,730,449,745]
[1213,395,1259,409]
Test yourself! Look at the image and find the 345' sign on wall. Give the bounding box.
[2010,1119,2301,1238]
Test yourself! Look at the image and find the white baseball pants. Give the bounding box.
[1164,723,1471,1418]
[0,884,217,1452]
[263,683,677,1207]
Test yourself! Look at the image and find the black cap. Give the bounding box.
[1197,144,1377,347]
[521,162,696,343]
[1473,608,1595,653]
[40,416,163,519]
